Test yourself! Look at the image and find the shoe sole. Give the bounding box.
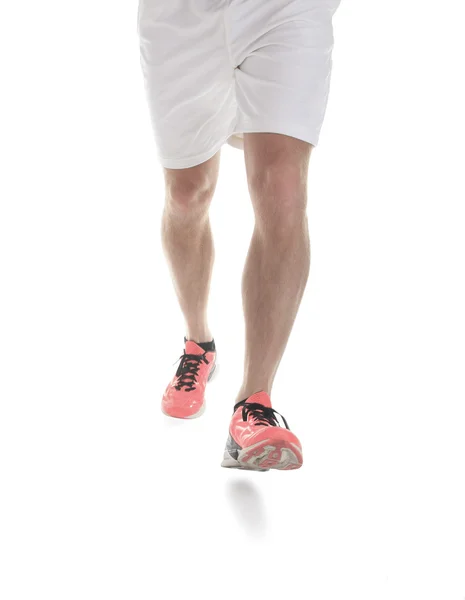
[221,438,303,471]
[161,360,218,420]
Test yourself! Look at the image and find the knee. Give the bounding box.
[165,171,215,217]
[249,164,307,234]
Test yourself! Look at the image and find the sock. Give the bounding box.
[184,336,216,353]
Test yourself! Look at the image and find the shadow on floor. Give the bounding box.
[225,478,268,537]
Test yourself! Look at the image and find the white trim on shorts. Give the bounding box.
[158,125,319,170]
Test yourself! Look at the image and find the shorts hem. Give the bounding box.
[231,121,320,149]
[158,123,320,169]
[157,135,230,170]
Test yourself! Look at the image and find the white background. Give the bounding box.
[1,1,464,599]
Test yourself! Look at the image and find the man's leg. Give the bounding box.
[235,133,312,402]
[161,151,221,343]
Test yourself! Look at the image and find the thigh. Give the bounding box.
[243,132,312,219]
[231,0,341,148]
[244,133,312,188]
[163,149,222,203]
[138,0,237,170]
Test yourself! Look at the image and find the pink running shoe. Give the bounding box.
[162,338,217,419]
[221,390,303,471]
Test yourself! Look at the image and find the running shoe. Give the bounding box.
[221,390,303,470]
[162,338,217,418]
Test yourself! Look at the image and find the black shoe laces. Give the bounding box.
[233,399,290,429]
[173,351,209,392]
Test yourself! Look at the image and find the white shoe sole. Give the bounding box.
[221,438,302,471]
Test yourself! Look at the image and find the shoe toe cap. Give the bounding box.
[162,389,204,419]
[248,426,302,450]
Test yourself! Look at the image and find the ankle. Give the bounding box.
[235,385,270,405]
[185,330,214,345]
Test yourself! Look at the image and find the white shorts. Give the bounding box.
[137,0,340,169]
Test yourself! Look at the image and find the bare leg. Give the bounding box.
[161,151,220,343]
[235,133,312,403]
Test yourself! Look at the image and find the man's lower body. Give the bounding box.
[137,0,340,470]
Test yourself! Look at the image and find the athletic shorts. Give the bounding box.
[137,0,341,169]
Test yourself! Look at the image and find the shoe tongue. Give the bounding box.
[185,340,205,355]
[245,390,272,408]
